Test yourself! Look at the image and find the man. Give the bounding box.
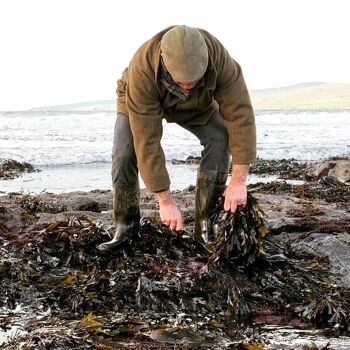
[98,25,256,253]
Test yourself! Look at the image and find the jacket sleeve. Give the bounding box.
[126,61,170,192]
[214,45,256,164]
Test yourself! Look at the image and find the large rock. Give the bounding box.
[294,233,350,287]
[306,159,350,183]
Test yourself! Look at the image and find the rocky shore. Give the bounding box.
[0,158,349,349]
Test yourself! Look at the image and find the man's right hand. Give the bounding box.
[155,189,183,231]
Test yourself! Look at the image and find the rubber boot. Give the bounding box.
[194,170,228,246]
[97,183,140,253]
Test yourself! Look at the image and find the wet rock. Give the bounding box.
[42,190,112,212]
[294,233,350,287]
[171,155,201,165]
[306,159,350,183]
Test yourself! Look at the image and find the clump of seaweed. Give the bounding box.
[295,289,350,329]
[14,193,67,214]
[250,158,308,180]
[208,193,269,266]
[0,158,38,180]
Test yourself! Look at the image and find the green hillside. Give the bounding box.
[30,82,350,112]
[250,82,350,109]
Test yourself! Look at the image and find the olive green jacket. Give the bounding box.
[117,27,256,192]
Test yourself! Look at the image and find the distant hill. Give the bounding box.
[30,82,350,111]
[30,100,115,112]
[250,82,350,109]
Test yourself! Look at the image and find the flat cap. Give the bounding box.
[161,26,208,82]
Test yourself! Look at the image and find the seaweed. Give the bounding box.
[0,193,349,349]
[14,193,68,214]
[0,159,38,180]
[250,158,308,180]
[249,176,350,204]
[207,194,269,266]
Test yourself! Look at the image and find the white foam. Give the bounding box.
[0,110,349,167]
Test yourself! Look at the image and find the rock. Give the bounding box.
[32,211,113,230]
[293,233,350,287]
[40,190,112,212]
[171,155,201,165]
[306,159,350,183]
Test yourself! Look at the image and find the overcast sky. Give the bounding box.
[0,0,349,110]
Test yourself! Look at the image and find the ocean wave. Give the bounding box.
[0,111,349,167]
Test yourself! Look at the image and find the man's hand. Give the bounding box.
[224,164,249,213]
[224,181,247,213]
[156,189,183,231]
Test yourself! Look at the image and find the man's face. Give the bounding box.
[173,79,198,91]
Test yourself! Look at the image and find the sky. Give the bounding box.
[0,0,349,111]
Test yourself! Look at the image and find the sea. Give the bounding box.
[0,109,349,194]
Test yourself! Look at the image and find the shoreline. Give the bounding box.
[2,156,349,195]
[0,161,288,195]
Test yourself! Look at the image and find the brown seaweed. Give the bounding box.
[250,158,308,180]
[249,176,350,204]
[207,193,269,266]
[14,194,68,214]
[0,159,38,180]
[0,192,349,349]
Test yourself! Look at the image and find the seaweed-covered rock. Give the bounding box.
[294,233,350,287]
[0,158,38,180]
[249,176,350,204]
[250,158,308,180]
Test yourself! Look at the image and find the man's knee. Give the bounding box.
[112,146,136,168]
[201,132,230,171]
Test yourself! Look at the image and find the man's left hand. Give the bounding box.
[224,181,247,213]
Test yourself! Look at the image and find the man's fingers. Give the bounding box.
[171,218,184,231]
[224,198,238,213]
[224,198,230,211]
[224,199,247,213]
[169,220,177,231]
[230,202,238,214]
[175,218,183,231]
[237,199,247,208]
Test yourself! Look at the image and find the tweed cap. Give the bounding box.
[161,26,208,83]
